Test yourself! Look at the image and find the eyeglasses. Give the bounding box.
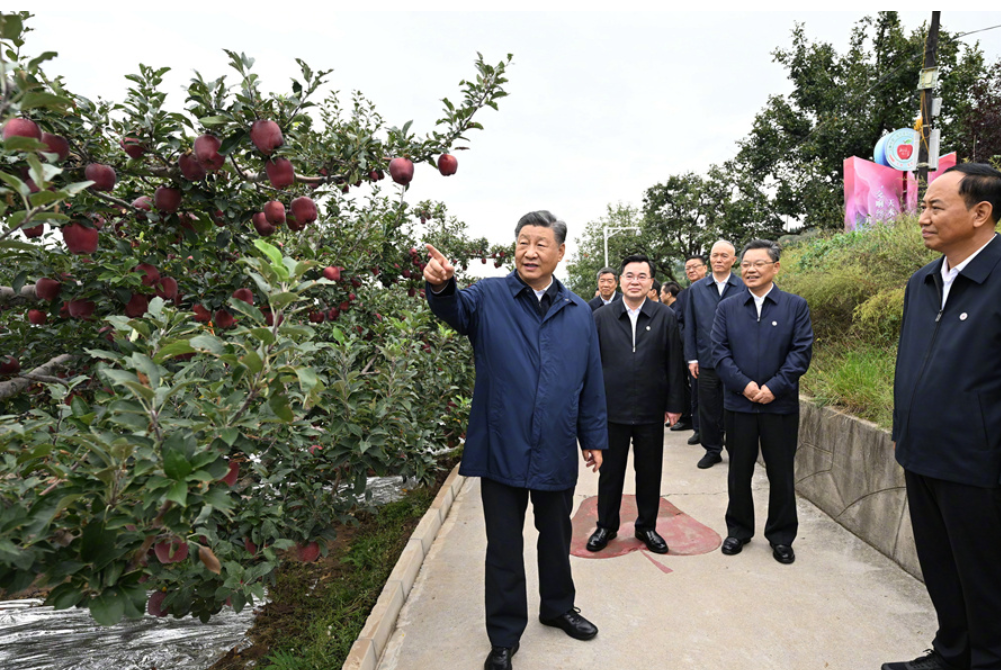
[622,274,650,282]
[684,263,704,271]
[739,260,776,270]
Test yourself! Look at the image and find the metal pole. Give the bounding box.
[917,11,941,193]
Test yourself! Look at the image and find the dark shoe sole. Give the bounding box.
[721,537,749,555]
[697,455,722,469]
[539,618,598,641]
[585,531,617,553]
[635,533,669,554]
[771,545,795,564]
[687,434,701,445]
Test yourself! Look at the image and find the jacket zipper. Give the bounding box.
[905,279,945,433]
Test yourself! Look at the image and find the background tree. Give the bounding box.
[564,203,643,297]
[0,12,511,625]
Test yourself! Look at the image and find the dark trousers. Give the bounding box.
[597,422,665,532]
[724,410,799,546]
[905,470,1001,669]
[690,369,700,431]
[697,366,725,454]
[480,477,576,647]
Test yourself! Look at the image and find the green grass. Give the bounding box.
[801,340,896,428]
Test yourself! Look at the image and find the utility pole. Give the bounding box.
[917,11,941,193]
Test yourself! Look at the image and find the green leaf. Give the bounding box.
[189,334,225,354]
[20,91,73,110]
[46,582,85,610]
[29,190,62,207]
[199,115,230,126]
[166,480,188,507]
[154,341,196,363]
[163,446,193,481]
[296,368,319,392]
[253,239,283,265]
[249,327,276,345]
[90,589,126,626]
[220,427,240,446]
[268,392,294,422]
[240,350,263,374]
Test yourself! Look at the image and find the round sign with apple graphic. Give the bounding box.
[883,128,919,171]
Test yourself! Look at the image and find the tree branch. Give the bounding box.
[0,354,75,400]
[0,284,39,304]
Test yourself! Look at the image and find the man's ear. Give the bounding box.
[556,243,566,262]
[971,201,995,230]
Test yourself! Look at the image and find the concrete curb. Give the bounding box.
[342,465,466,670]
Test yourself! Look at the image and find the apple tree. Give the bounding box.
[0,12,511,624]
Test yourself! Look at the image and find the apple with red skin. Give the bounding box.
[124,294,149,318]
[898,145,913,160]
[215,309,236,329]
[61,222,99,254]
[27,309,47,325]
[309,311,325,323]
[134,263,160,287]
[327,307,340,321]
[132,195,152,220]
[67,299,95,318]
[0,356,20,375]
[194,134,222,164]
[178,153,207,181]
[296,541,321,562]
[322,266,341,282]
[437,154,458,176]
[265,157,295,189]
[154,186,182,213]
[35,278,61,301]
[290,196,317,225]
[120,136,145,159]
[232,288,254,305]
[408,287,416,298]
[147,591,168,617]
[250,119,284,154]
[84,163,116,191]
[22,223,44,238]
[252,212,276,236]
[263,200,286,225]
[339,301,350,312]
[193,304,212,323]
[154,538,189,564]
[40,132,70,162]
[155,277,178,301]
[3,118,41,140]
[222,460,239,486]
[389,157,414,185]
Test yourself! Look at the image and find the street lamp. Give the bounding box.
[603,226,641,268]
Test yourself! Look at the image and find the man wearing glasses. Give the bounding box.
[711,239,813,564]
[683,242,745,469]
[673,255,708,441]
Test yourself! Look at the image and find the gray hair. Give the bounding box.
[710,239,736,256]
[740,238,781,263]
[515,210,567,245]
[596,266,618,280]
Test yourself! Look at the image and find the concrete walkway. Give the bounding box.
[378,429,937,670]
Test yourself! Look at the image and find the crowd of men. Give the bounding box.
[423,163,1001,670]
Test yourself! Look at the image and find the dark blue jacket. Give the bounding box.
[588,292,622,312]
[711,286,813,415]
[426,272,608,491]
[893,234,1001,488]
[683,273,746,366]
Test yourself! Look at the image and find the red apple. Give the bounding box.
[67,299,95,318]
[194,134,222,164]
[178,153,207,181]
[154,539,189,564]
[61,222,99,254]
[389,157,414,185]
[250,119,283,154]
[120,136,145,159]
[23,223,44,238]
[84,163,116,191]
[0,356,20,375]
[154,186,182,213]
[3,118,41,141]
[192,304,212,323]
[27,309,47,325]
[215,309,236,329]
[222,460,239,486]
[308,310,325,323]
[252,212,275,236]
[322,266,341,282]
[327,307,340,321]
[263,200,286,225]
[40,133,70,162]
[155,277,178,301]
[132,195,152,220]
[290,196,317,225]
[244,538,258,556]
[124,294,149,318]
[35,278,61,301]
[437,154,458,176]
[265,157,295,189]
[147,591,168,617]
[134,263,160,287]
[296,541,320,562]
[232,288,254,305]
[898,145,913,160]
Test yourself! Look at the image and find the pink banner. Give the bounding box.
[844,153,958,231]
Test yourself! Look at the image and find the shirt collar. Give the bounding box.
[713,272,732,286]
[942,234,997,279]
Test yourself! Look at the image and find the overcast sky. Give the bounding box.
[21,10,1001,279]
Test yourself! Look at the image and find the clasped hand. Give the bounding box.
[742,381,775,404]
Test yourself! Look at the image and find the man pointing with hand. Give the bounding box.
[424,210,608,670]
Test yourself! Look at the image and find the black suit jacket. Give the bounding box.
[593,298,686,424]
[893,234,1001,487]
[682,274,746,366]
[588,292,622,312]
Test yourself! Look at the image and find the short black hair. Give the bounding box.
[685,254,706,265]
[620,253,656,279]
[945,163,1001,225]
[662,281,681,297]
[740,239,781,263]
[596,266,618,280]
[650,279,662,293]
[515,210,567,245]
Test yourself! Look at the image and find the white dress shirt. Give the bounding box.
[940,235,997,308]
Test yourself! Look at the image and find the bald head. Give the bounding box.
[709,240,737,280]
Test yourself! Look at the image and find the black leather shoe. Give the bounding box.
[669,421,692,432]
[687,432,701,445]
[586,527,616,552]
[697,452,722,469]
[881,649,953,670]
[721,536,749,555]
[771,543,795,564]
[484,641,519,670]
[635,528,668,554]
[539,607,598,640]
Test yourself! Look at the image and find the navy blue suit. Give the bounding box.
[674,287,697,428]
[682,273,746,455]
[893,234,1001,669]
[588,292,622,312]
[711,285,813,546]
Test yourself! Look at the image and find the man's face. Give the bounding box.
[647,287,660,302]
[685,258,707,282]
[661,286,675,305]
[919,172,984,255]
[739,248,779,292]
[597,272,616,299]
[620,261,653,301]
[515,225,565,287]
[709,243,736,276]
